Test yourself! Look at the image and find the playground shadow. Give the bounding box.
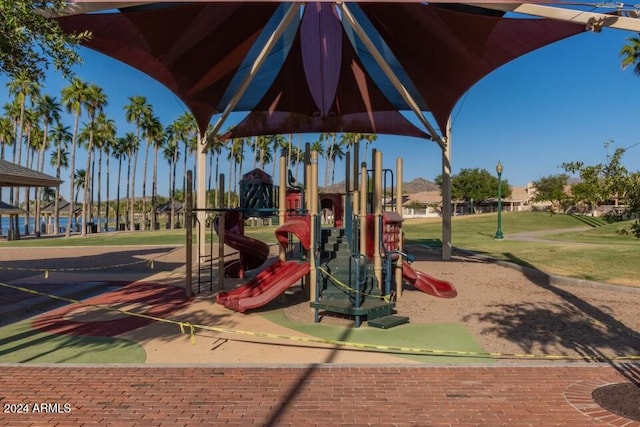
[462,253,640,384]
[262,326,355,426]
[0,246,184,283]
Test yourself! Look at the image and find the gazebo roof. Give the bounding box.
[0,201,25,216]
[56,2,589,140]
[0,159,62,188]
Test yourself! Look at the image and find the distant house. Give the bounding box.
[400,186,535,218]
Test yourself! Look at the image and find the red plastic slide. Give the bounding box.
[274,215,311,250]
[214,211,270,277]
[402,261,457,298]
[217,260,310,312]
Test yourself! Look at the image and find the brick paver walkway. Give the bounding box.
[1,365,638,426]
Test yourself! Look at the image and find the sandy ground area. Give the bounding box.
[1,242,639,364]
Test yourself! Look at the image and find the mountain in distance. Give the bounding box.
[320,177,438,194]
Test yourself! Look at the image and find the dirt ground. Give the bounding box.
[283,246,640,361]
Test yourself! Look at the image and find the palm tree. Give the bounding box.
[72,168,86,231]
[7,71,40,168]
[319,132,337,188]
[33,94,61,236]
[21,108,39,234]
[124,95,150,230]
[0,115,14,159]
[112,135,132,231]
[94,113,116,231]
[0,115,14,236]
[140,110,156,230]
[78,84,107,236]
[620,34,640,76]
[61,77,89,237]
[254,135,270,170]
[362,134,378,167]
[173,112,197,202]
[49,122,71,234]
[327,142,346,185]
[144,114,163,229]
[205,127,224,208]
[7,72,40,238]
[228,138,245,207]
[124,132,139,231]
[163,137,180,228]
[270,134,286,179]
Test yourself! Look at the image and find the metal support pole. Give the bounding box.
[359,162,367,258]
[374,150,383,289]
[309,150,318,312]
[441,118,452,260]
[197,136,207,257]
[218,174,225,291]
[395,156,403,299]
[279,153,286,261]
[495,161,504,240]
[185,170,194,298]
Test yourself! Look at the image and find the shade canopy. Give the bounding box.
[0,159,62,188]
[57,2,587,140]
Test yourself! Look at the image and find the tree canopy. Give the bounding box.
[0,1,89,82]
[435,168,512,203]
[531,174,569,210]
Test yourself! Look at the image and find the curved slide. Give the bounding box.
[214,210,270,278]
[216,260,310,313]
[274,215,311,250]
[402,261,457,298]
[216,216,310,313]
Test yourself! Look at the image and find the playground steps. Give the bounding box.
[368,315,409,329]
[198,254,213,292]
[319,228,355,301]
[311,299,394,319]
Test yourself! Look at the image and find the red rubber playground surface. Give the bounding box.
[30,281,191,336]
[0,365,638,426]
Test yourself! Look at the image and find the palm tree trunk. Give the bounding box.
[66,112,80,237]
[171,157,177,228]
[141,140,150,231]
[35,125,49,237]
[152,145,158,229]
[129,150,138,230]
[116,157,122,231]
[54,143,62,235]
[81,130,94,237]
[97,149,103,232]
[126,154,132,231]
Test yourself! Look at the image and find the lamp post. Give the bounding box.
[495,161,504,240]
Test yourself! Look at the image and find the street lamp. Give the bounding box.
[495,161,504,240]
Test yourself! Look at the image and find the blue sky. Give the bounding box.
[2,21,640,201]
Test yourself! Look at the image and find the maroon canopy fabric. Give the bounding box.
[57,2,585,139]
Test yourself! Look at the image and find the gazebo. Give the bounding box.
[0,159,62,240]
[54,1,640,258]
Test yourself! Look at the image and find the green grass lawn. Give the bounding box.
[0,319,145,363]
[403,211,640,286]
[3,211,638,286]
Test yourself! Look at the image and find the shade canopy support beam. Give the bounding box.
[203,1,303,150]
[338,2,446,150]
[481,3,640,32]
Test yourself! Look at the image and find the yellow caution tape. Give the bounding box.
[0,246,182,275]
[318,266,390,303]
[1,280,638,362]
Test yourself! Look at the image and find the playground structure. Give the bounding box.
[187,142,456,328]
